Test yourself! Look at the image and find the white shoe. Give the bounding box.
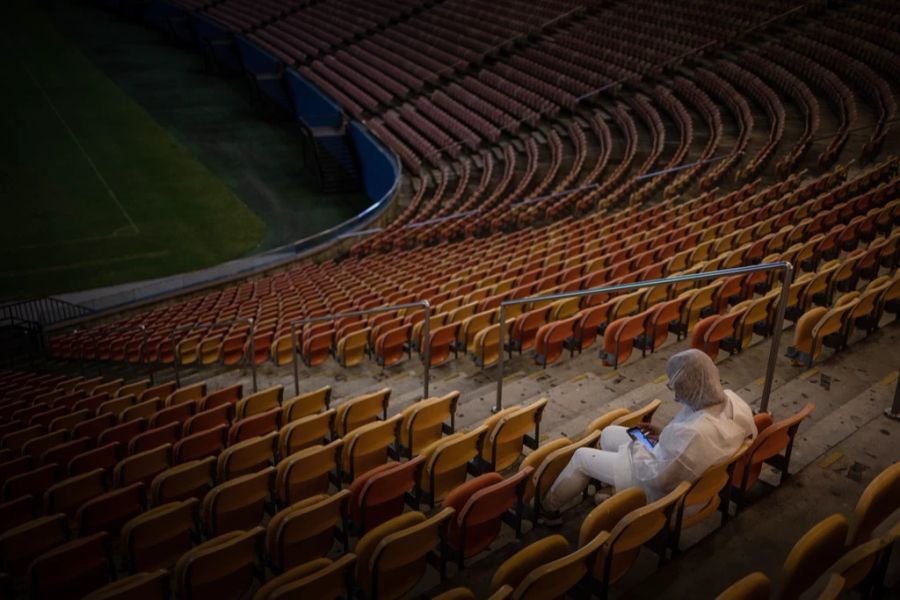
[593,491,612,505]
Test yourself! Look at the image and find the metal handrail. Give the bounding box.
[288,301,432,397]
[168,318,257,391]
[495,262,795,413]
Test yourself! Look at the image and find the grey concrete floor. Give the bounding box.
[44,1,370,253]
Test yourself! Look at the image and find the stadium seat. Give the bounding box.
[150,456,216,505]
[846,461,900,547]
[275,440,341,507]
[730,403,815,513]
[672,439,752,541]
[349,456,423,532]
[83,570,168,600]
[817,528,899,600]
[174,528,264,600]
[266,489,349,571]
[199,384,242,411]
[149,400,196,429]
[228,407,281,444]
[253,554,356,600]
[183,404,231,435]
[115,444,173,487]
[0,495,35,532]
[611,399,662,428]
[218,432,276,481]
[121,399,162,423]
[0,513,68,576]
[174,425,228,463]
[202,467,274,536]
[776,513,848,600]
[44,467,107,518]
[121,498,199,572]
[278,409,335,457]
[234,385,283,420]
[580,483,691,595]
[398,391,458,457]
[282,386,331,422]
[129,422,181,455]
[341,415,401,481]
[336,327,371,367]
[445,467,532,566]
[491,530,610,600]
[2,463,57,502]
[77,482,145,537]
[419,426,488,507]
[354,508,454,599]
[28,532,111,600]
[716,572,771,600]
[374,324,412,368]
[480,398,546,471]
[334,388,390,436]
[533,316,578,367]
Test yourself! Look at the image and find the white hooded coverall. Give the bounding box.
[544,349,757,510]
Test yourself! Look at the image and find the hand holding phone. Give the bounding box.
[627,426,656,450]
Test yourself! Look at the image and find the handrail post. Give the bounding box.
[291,321,301,396]
[422,302,431,399]
[760,263,793,413]
[886,373,900,421]
[248,317,258,393]
[173,340,182,387]
[495,303,507,413]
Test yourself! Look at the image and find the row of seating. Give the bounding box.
[717,462,899,599]
[46,157,896,380]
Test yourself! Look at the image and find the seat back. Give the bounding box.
[122,498,199,572]
[83,570,168,600]
[199,384,243,411]
[680,439,751,529]
[275,440,342,506]
[776,513,848,600]
[423,426,488,502]
[203,468,274,535]
[184,404,231,436]
[279,409,335,457]
[511,306,552,352]
[732,403,815,492]
[151,457,216,505]
[401,392,458,455]
[267,489,349,571]
[335,388,391,436]
[485,398,547,471]
[355,456,424,532]
[218,432,277,480]
[174,425,228,464]
[846,461,900,546]
[78,482,146,538]
[516,531,610,600]
[116,444,172,487]
[611,399,662,428]
[490,534,570,594]
[715,572,771,600]
[282,386,332,422]
[228,407,281,445]
[343,416,401,481]
[0,513,68,577]
[28,532,110,600]
[235,386,283,420]
[175,528,264,600]
[44,467,106,518]
[370,508,455,599]
[265,554,357,600]
[599,482,690,584]
[375,325,412,367]
[455,468,532,558]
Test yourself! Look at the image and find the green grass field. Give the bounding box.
[0,0,265,301]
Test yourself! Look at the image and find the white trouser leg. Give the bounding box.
[600,425,633,451]
[544,447,619,512]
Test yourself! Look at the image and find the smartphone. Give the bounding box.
[627,426,656,450]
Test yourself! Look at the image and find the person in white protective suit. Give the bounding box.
[543,349,757,516]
